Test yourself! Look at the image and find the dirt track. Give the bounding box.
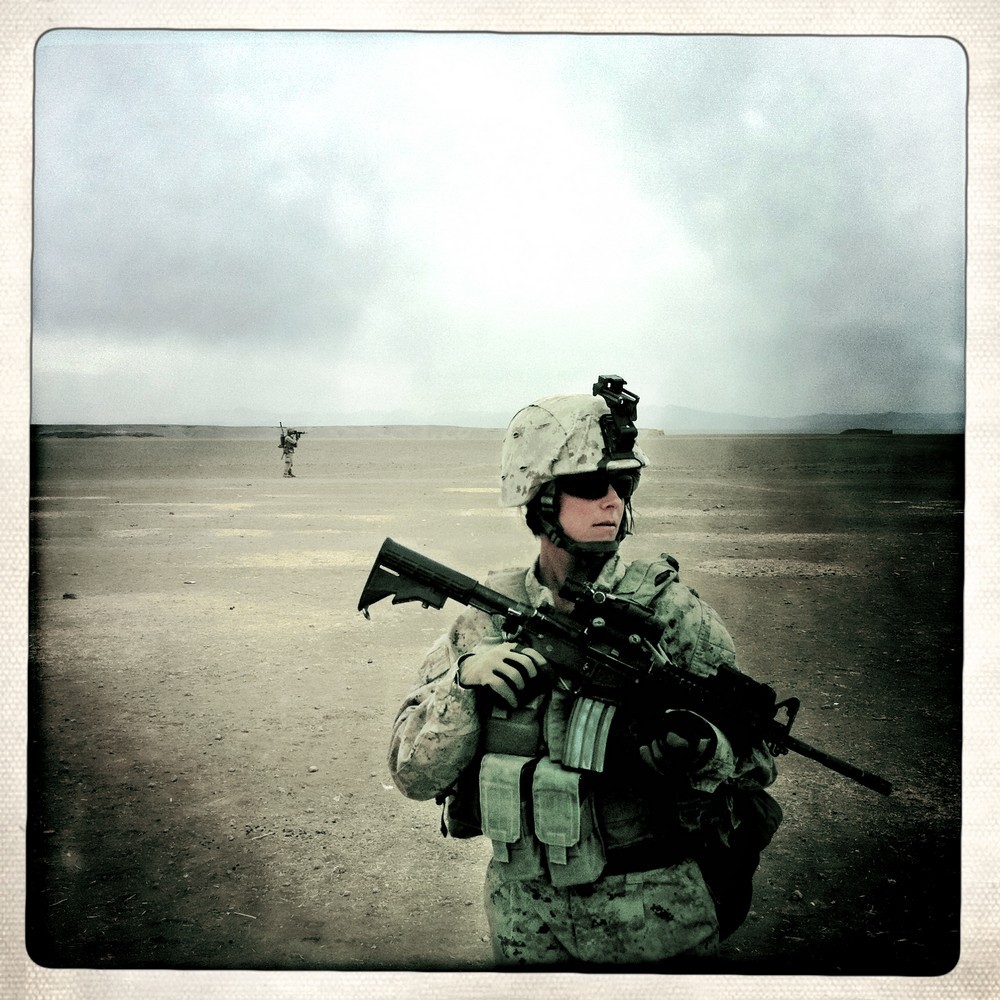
[25,431,963,975]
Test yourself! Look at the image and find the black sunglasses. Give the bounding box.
[557,471,639,501]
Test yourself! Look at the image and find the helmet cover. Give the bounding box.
[500,390,648,508]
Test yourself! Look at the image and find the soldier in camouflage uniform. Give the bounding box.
[280,425,303,478]
[388,377,781,968]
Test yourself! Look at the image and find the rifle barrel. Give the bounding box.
[783,734,892,796]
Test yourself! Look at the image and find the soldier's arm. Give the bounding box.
[387,606,496,801]
[653,584,777,793]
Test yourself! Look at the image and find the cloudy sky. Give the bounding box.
[31,30,966,426]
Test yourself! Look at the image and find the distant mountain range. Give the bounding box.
[34,405,964,440]
[641,404,964,435]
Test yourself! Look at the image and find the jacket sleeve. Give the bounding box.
[656,582,778,794]
[387,604,498,801]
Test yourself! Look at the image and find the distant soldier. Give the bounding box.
[279,423,306,478]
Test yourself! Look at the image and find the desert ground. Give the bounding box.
[25,429,963,975]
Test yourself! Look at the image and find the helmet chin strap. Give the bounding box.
[537,483,625,582]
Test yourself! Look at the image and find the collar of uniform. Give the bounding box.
[523,552,627,608]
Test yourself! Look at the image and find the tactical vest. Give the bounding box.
[441,555,716,887]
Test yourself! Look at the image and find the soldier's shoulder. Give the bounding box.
[616,552,683,598]
[484,565,531,601]
[658,588,736,677]
[618,554,737,675]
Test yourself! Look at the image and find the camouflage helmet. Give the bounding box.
[500,379,649,508]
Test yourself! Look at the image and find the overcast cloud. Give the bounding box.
[31,30,966,426]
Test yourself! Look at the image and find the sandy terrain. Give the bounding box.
[25,431,963,975]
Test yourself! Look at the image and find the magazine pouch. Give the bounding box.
[532,757,606,887]
[479,753,545,879]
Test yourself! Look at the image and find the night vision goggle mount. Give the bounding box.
[592,375,639,463]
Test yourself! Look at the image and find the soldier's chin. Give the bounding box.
[587,525,619,540]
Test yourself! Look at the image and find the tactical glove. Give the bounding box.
[457,637,547,709]
[639,709,720,774]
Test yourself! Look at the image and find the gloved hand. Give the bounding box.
[457,638,547,709]
[639,709,719,774]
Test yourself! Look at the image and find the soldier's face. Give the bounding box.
[557,485,624,543]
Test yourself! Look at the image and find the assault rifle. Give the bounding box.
[359,538,892,795]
